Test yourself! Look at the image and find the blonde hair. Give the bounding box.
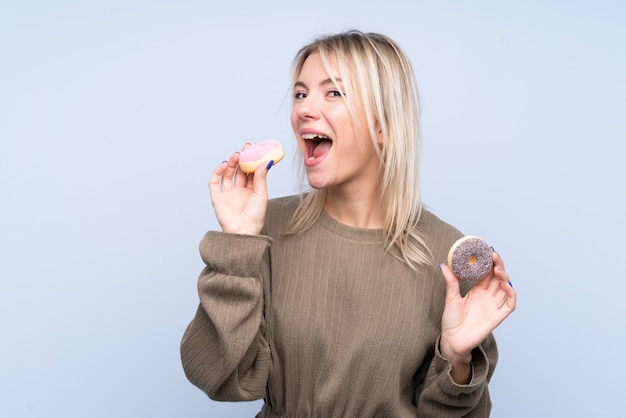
[288,30,433,270]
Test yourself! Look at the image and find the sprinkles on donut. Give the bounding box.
[447,236,493,281]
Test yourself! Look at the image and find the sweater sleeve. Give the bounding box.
[180,231,272,401]
[415,333,498,417]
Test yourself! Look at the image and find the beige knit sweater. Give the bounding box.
[181,195,497,417]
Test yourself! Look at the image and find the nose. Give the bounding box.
[294,95,321,121]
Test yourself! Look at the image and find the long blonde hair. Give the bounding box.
[288,30,433,270]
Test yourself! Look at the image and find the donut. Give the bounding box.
[238,139,285,173]
[447,236,493,281]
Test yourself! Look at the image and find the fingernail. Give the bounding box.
[266,160,274,170]
[439,263,445,270]
[221,160,227,164]
[491,246,496,252]
[508,280,513,287]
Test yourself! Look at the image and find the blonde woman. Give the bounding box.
[181,30,516,417]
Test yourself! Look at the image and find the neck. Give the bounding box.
[324,186,384,229]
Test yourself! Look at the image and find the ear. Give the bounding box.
[374,120,384,146]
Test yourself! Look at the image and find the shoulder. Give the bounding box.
[418,208,463,240]
[418,208,464,264]
[268,194,301,213]
[419,208,481,294]
[263,194,301,236]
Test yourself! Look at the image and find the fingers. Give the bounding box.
[492,251,507,279]
[209,160,229,198]
[492,252,514,290]
[439,263,462,303]
[232,143,253,189]
[225,151,245,190]
[209,151,242,191]
[490,250,516,310]
[476,250,508,287]
[209,144,276,196]
[208,143,251,193]
[462,249,515,310]
[247,158,275,197]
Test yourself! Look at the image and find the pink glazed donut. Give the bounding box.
[238,140,285,173]
[447,236,493,281]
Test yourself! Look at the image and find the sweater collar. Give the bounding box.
[317,210,384,243]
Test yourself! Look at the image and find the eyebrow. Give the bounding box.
[294,77,343,89]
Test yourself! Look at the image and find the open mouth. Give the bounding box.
[303,133,333,161]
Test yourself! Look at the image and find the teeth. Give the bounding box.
[302,133,329,141]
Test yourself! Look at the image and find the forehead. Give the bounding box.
[298,52,335,78]
[295,51,355,94]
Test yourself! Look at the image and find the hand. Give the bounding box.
[208,144,274,235]
[439,251,516,373]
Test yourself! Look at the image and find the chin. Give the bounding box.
[305,173,329,190]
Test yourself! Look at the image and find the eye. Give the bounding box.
[328,90,344,98]
[294,91,307,99]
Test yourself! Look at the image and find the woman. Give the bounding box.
[181,30,516,417]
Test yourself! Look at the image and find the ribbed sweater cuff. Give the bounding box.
[200,231,272,277]
[434,337,489,396]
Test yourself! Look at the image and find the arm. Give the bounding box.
[416,250,515,416]
[415,334,497,417]
[181,149,276,400]
[180,232,272,401]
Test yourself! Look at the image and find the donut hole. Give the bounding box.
[448,236,493,282]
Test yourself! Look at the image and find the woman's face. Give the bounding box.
[291,52,380,192]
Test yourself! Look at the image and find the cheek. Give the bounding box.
[290,109,305,154]
[290,105,300,128]
[290,108,296,126]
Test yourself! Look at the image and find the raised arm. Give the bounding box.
[181,148,276,400]
[416,250,515,416]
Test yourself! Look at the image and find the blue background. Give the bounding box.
[2,0,625,416]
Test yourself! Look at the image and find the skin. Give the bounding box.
[208,143,270,236]
[291,52,384,228]
[208,51,517,385]
[440,252,515,384]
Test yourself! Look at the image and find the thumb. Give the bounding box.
[251,159,274,197]
[440,263,462,303]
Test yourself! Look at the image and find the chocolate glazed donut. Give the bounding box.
[447,236,493,281]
